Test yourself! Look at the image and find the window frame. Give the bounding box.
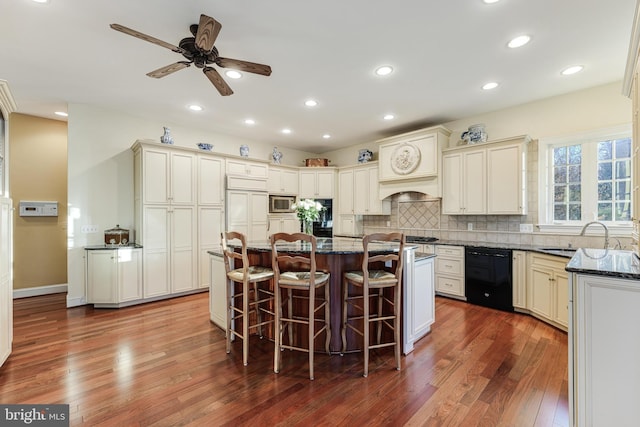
[538,124,633,235]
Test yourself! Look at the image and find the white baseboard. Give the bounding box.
[13,284,68,299]
[66,296,86,307]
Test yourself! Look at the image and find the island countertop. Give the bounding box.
[565,248,640,279]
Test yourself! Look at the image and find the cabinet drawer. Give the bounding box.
[435,245,464,258]
[435,257,464,276]
[435,275,464,296]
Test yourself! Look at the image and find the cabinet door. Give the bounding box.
[198,156,224,205]
[226,191,249,236]
[248,192,268,241]
[316,170,334,198]
[554,270,569,327]
[143,206,170,298]
[412,258,435,340]
[338,169,354,214]
[487,144,524,214]
[464,150,486,214]
[282,216,300,234]
[442,153,463,214]
[199,206,224,289]
[0,198,12,366]
[298,171,316,199]
[353,168,369,214]
[87,251,117,303]
[118,248,142,302]
[170,152,195,205]
[530,267,553,320]
[143,149,169,204]
[512,250,527,309]
[365,166,390,214]
[209,254,227,329]
[171,206,197,293]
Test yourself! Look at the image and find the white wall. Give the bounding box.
[66,104,316,307]
[324,81,631,165]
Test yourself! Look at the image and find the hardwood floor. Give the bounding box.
[0,293,569,426]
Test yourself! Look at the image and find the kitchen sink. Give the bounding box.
[537,247,577,257]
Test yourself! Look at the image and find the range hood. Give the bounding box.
[376,125,451,200]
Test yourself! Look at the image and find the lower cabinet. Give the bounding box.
[527,252,569,330]
[403,253,435,354]
[86,247,143,308]
[268,214,300,235]
[512,250,527,310]
[434,245,465,299]
[209,252,227,329]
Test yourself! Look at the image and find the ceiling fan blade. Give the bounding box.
[216,57,272,76]
[146,62,191,78]
[203,67,233,96]
[195,14,222,53]
[110,23,189,55]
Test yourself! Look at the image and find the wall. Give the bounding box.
[9,114,67,290]
[66,104,318,307]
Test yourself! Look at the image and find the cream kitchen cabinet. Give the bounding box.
[209,252,227,329]
[403,251,435,354]
[133,142,199,299]
[268,166,299,195]
[512,250,527,310]
[226,158,269,179]
[434,245,465,299]
[442,136,529,215]
[527,252,568,330]
[268,214,300,235]
[86,247,143,307]
[442,149,486,215]
[226,190,268,242]
[198,155,224,205]
[338,163,390,215]
[299,168,335,199]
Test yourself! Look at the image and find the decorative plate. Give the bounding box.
[390,143,421,175]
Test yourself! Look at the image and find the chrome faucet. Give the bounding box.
[580,221,609,249]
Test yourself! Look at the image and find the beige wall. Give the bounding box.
[9,113,67,290]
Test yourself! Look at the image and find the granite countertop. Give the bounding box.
[565,248,640,279]
[85,243,143,250]
[221,238,412,255]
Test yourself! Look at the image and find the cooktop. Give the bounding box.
[406,236,439,244]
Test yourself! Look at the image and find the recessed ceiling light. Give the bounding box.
[244,119,256,125]
[281,128,292,134]
[383,114,395,120]
[375,66,394,76]
[54,111,68,117]
[507,35,531,49]
[482,82,499,90]
[188,104,203,111]
[31,0,49,3]
[322,134,331,139]
[483,0,500,4]
[225,70,242,79]
[304,99,318,107]
[561,65,584,76]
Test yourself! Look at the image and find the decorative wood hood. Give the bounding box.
[376,125,451,199]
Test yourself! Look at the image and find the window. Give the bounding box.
[541,125,632,229]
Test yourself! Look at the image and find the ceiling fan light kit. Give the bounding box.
[110,14,272,96]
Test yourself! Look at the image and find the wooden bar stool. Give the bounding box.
[221,231,275,366]
[341,232,404,377]
[270,232,331,380]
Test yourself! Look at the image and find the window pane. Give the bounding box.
[598,162,612,180]
[598,182,612,201]
[569,204,581,221]
[553,146,567,166]
[616,202,631,221]
[554,185,566,202]
[569,184,581,202]
[554,204,567,221]
[598,140,612,161]
[554,166,567,184]
[569,145,582,164]
[615,159,631,179]
[568,165,581,183]
[598,202,612,221]
[616,181,631,199]
[615,138,631,158]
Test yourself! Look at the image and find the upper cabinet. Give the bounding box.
[299,168,336,199]
[268,166,299,195]
[197,155,225,205]
[338,162,390,215]
[442,135,529,215]
[140,146,196,205]
[226,158,269,192]
[376,126,451,199]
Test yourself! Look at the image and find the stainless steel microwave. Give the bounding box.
[269,195,296,213]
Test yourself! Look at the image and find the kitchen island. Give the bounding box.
[209,238,436,354]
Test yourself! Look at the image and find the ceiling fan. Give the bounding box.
[110,14,272,96]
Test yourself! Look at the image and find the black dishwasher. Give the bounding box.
[465,247,513,312]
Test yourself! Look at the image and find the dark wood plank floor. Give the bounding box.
[0,293,569,426]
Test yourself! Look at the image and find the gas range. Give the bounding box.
[405,236,439,244]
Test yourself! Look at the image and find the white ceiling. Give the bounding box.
[0,0,637,153]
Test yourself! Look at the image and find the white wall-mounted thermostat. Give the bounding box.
[19,201,58,217]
